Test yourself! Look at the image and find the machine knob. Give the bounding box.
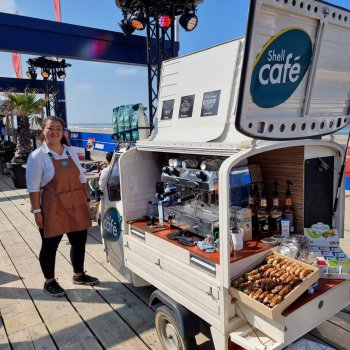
[196,171,208,182]
[162,166,172,175]
[172,168,180,177]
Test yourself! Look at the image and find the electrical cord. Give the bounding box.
[228,289,268,350]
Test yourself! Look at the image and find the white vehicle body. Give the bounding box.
[101,1,350,349]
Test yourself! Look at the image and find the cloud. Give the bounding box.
[116,67,138,76]
[0,0,17,14]
[75,83,93,91]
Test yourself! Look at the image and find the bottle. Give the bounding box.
[247,191,259,237]
[251,183,260,209]
[283,181,295,234]
[147,201,154,219]
[269,181,282,233]
[257,190,270,233]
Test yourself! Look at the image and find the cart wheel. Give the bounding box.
[155,305,196,350]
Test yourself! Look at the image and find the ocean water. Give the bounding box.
[68,122,112,129]
[336,124,350,135]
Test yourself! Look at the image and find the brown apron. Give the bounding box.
[41,150,92,238]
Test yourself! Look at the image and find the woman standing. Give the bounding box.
[26,116,99,297]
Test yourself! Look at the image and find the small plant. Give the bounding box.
[0,87,52,164]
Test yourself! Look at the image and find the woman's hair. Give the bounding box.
[37,116,69,146]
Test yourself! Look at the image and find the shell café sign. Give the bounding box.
[250,28,313,108]
[102,207,121,242]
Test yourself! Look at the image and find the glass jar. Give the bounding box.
[280,237,299,259]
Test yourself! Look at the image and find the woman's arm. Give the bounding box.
[29,192,43,229]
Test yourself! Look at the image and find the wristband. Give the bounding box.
[32,208,42,214]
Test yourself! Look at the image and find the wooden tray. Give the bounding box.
[229,251,320,320]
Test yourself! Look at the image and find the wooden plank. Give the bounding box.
[0,209,103,350]
[9,323,56,350]
[309,320,350,350]
[0,197,151,349]
[328,309,350,332]
[0,316,11,350]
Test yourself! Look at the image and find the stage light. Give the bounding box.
[179,11,198,31]
[26,66,37,80]
[158,12,172,29]
[57,69,66,79]
[119,18,135,36]
[41,68,50,79]
[129,11,146,30]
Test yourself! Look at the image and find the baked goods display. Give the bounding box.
[231,254,313,308]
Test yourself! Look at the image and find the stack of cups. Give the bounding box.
[231,228,244,250]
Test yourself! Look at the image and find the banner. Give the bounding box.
[12,52,22,78]
[54,0,61,22]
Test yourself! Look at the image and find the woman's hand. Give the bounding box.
[34,212,44,229]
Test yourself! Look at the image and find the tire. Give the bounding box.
[155,305,197,350]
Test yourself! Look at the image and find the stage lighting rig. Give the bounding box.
[57,69,66,79]
[26,66,37,80]
[129,10,146,30]
[157,11,172,29]
[179,10,198,31]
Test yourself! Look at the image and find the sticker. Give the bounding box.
[200,90,221,117]
[161,99,175,120]
[250,28,312,108]
[61,160,69,167]
[102,207,121,242]
[179,95,195,118]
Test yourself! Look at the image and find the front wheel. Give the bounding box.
[155,305,196,350]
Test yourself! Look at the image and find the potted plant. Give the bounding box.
[0,87,50,188]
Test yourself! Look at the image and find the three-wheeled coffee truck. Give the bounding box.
[100,0,350,348]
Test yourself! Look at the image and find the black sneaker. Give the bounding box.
[72,273,99,286]
[44,279,65,297]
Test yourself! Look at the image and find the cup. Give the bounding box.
[231,228,243,250]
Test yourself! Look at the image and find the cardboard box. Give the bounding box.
[235,208,252,241]
[229,251,319,320]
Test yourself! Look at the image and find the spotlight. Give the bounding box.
[57,69,66,79]
[118,18,135,36]
[129,11,146,30]
[26,66,37,80]
[41,68,50,79]
[158,12,172,29]
[179,11,198,32]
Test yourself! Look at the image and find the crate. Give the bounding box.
[229,251,320,320]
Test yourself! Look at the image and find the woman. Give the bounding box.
[26,116,99,297]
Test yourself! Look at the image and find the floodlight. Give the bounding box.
[158,12,172,29]
[129,11,146,30]
[179,11,198,31]
[26,67,37,80]
[57,69,66,79]
[119,18,135,36]
[41,68,50,79]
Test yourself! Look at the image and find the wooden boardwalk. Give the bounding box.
[0,173,349,350]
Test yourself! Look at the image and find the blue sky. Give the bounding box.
[0,0,349,126]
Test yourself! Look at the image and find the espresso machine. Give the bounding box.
[158,157,261,238]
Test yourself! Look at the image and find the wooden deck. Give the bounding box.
[0,173,349,350]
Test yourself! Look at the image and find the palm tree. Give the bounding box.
[1,87,51,164]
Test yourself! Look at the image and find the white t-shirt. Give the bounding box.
[98,165,111,191]
[26,142,86,193]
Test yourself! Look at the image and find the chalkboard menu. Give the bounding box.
[161,99,175,120]
[201,90,221,117]
[179,95,195,118]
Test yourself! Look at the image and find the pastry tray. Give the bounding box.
[229,251,320,320]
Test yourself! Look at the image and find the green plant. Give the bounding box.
[0,87,51,164]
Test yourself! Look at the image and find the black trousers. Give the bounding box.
[39,229,88,279]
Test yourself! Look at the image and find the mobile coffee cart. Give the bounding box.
[100,0,350,348]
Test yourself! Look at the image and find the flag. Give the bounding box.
[12,12,22,78]
[12,52,22,78]
[54,0,61,22]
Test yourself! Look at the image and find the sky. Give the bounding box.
[0,0,349,127]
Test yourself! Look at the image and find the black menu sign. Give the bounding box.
[200,90,221,117]
[179,95,195,118]
[161,99,175,120]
